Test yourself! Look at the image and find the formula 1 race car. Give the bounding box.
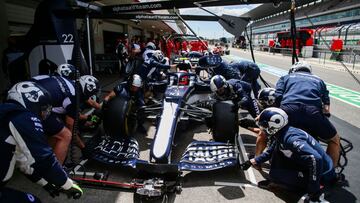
[76,55,248,199]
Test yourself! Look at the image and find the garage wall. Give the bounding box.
[93,19,125,54]
[6,3,35,34]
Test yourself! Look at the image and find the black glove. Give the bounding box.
[239,118,258,129]
[307,191,325,202]
[62,184,83,199]
[43,183,60,198]
[240,160,252,170]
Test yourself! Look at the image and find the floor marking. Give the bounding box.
[214,181,256,188]
[237,133,257,185]
[224,55,360,108]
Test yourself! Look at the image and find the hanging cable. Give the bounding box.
[245,25,271,88]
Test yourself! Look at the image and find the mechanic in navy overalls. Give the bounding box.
[247,107,336,202]
[210,75,260,118]
[274,61,340,168]
[31,74,100,164]
[136,50,176,82]
[0,82,83,202]
[229,60,261,98]
[142,42,156,62]
[104,74,147,133]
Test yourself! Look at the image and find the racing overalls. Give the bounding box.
[136,56,171,82]
[142,48,155,63]
[216,79,260,118]
[113,82,145,107]
[255,126,335,195]
[32,75,76,135]
[275,71,337,141]
[229,61,261,98]
[212,61,241,80]
[0,103,74,202]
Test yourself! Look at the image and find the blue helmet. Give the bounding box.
[7,81,52,120]
[258,88,276,107]
[257,107,288,135]
[210,75,228,94]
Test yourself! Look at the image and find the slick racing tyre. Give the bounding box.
[212,101,238,143]
[102,96,137,139]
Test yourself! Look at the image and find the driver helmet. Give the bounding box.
[257,107,288,135]
[258,88,276,107]
[56,63,77,80]
[146,42,156,50]
[80,75,100,99]
[7,81,52,120]
[179,70,190,86]
[289,61,312,74]
[210,75,228,96]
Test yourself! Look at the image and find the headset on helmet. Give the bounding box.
[7,81,52,120]
[152,50,164,62]
[289,61,312,74]
[210,75,228,93]
[258,88,276,107]
[257,107,288,135]
[80,75,100,99]
[131,74,143,88]
[57,64,77,80]
[146,42,156,50]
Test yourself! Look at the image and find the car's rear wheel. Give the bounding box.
[212,101,238,143]
[102,96,137,139]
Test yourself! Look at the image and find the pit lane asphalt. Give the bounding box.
[7,51,359,202]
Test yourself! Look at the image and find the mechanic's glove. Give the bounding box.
[239,118,258,129]
[305,192,328,203]
[240,160,252,170]
[43,183,60,198]
[237,97,249,109]
[63,184,83,199]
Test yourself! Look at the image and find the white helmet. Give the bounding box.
[80,75,100,98]
[7,81,52,119]
[131,74,143,88]
[146,42,156,50]
[152,50,164,62]
[210,75,227,93]
[257,107,288,135]
[56,64,77,80]
[161,57,170,65]
[289,61,312,74]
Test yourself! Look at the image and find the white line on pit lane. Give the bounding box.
[214,181,256,188]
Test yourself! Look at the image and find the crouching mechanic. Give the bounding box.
[274,61,340,167]
[103,74,147,133]
[241,87,277,156]
[210,75,260,118]
[229,60,261,98]
[0,82,82,202]
[198,55,241,80]
[32,74,100,164]
[248,108,336,202]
